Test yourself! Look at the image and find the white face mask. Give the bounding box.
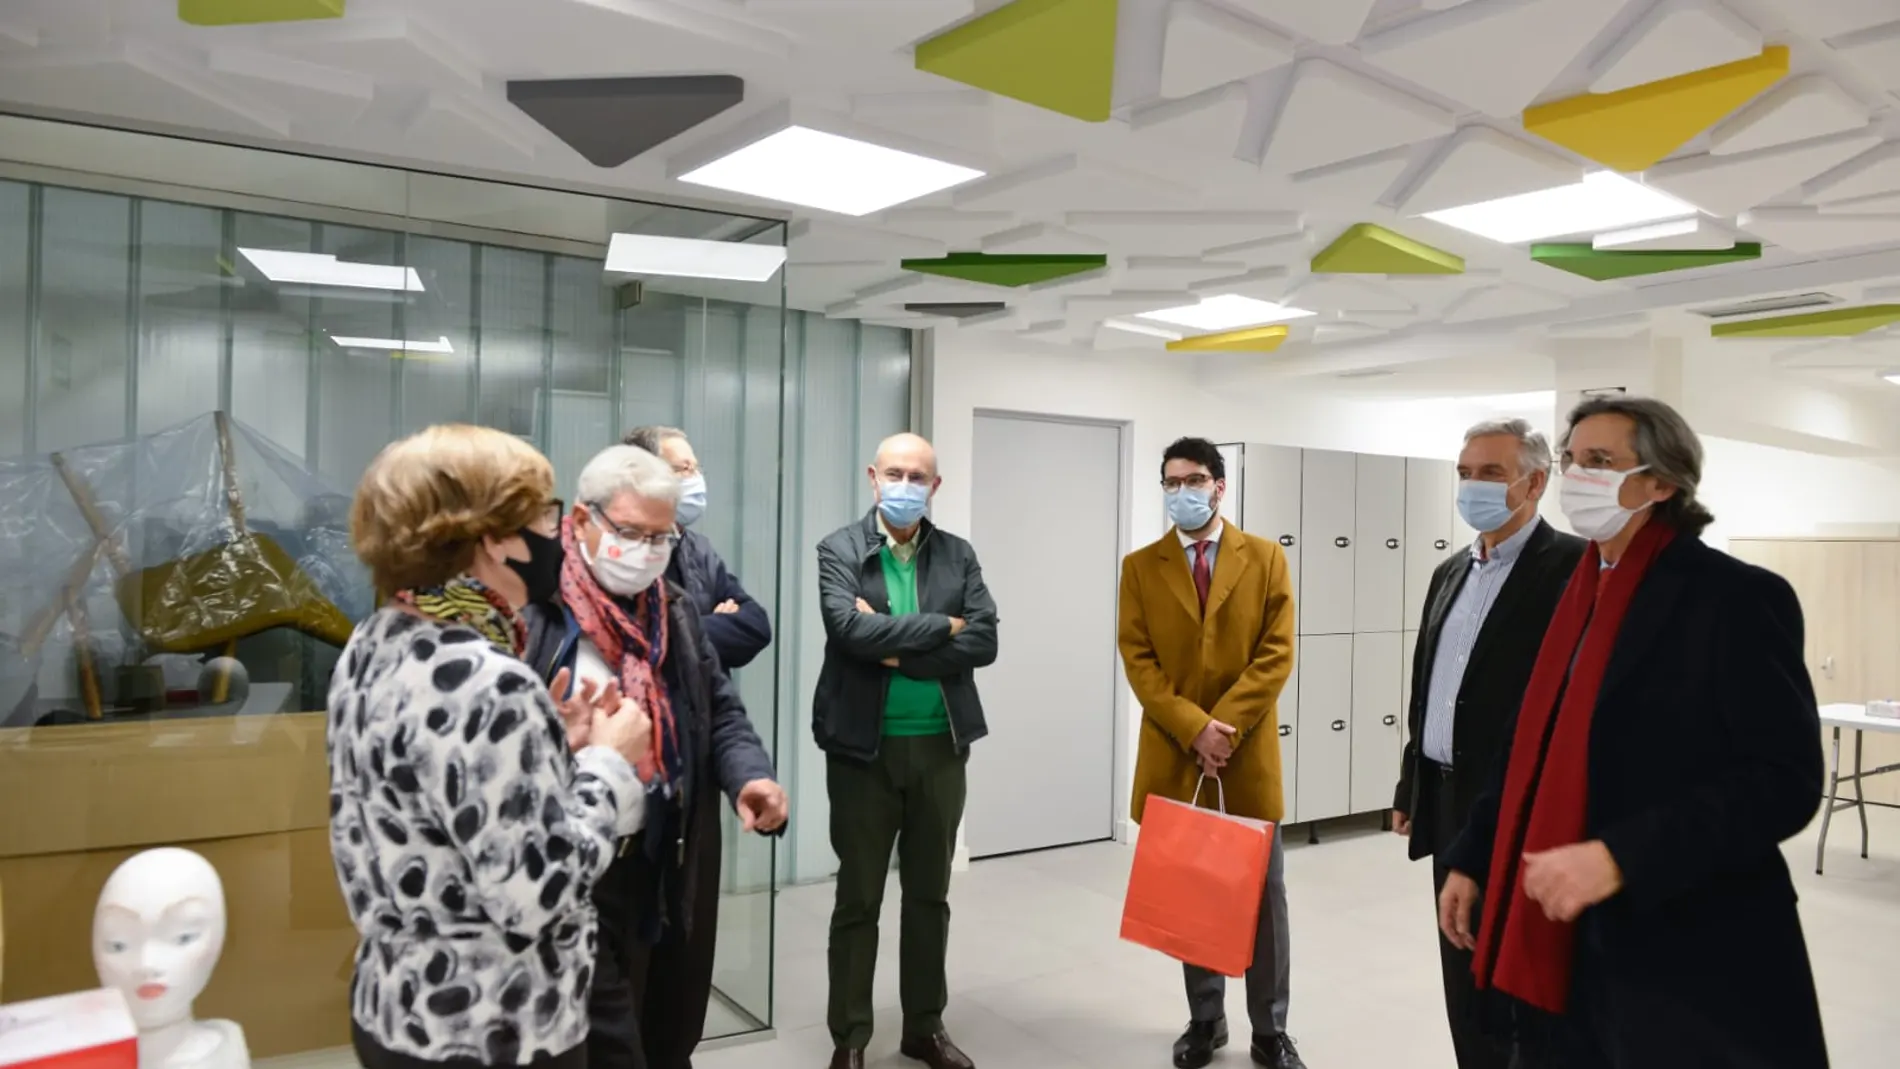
[583,527,672,597]
[1559,464,1652,543]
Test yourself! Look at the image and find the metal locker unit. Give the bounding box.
[1293,633,1353,822]
[1353,455,1408,633]
[1400,630,1419,750]
[1237,443,1303,600]
[1297,450,1357,636]
[1277,657,1300,825]
[1350,632,1404,815]
[1404,458,1459,631]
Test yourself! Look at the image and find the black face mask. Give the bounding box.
[508,527,566,606]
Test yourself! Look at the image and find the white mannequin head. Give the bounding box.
[92,849,228,1032]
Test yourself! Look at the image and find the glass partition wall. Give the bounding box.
[0,114,912,1056]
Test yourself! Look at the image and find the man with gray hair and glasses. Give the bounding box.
[1392,417,1584,1069]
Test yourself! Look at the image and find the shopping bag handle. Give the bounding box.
[1191,774,1226,813]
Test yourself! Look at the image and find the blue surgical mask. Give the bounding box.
[676,473,708,528]
[1456,478,1524,534]
[878,480,930,529]
[1166,487,1216,532]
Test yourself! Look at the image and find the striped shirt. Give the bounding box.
[1420,519,1542,766]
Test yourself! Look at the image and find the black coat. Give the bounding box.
[1445,534,1828,1069]
[669,527,772,672]
[1395,519,1585,860]
[813,512,999,761]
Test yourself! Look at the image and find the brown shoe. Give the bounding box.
[828,1050,864,1069]
[900,1032,974,1069]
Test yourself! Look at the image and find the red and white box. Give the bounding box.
[0,989,137,1069]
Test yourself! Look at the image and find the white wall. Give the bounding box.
[1700,438,1900,549]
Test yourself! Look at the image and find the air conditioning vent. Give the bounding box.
[1690,292,1840,319]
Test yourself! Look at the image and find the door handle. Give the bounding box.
[1278,724,1291,737]
[1330,720,1346,731]
[1279,534,1295,547]
[1385,538,1399,549]
[1434,539,1449,550]
[1334,536,1350,548]
[1382,715,1396,726]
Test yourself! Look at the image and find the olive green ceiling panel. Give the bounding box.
[1531,242,1762,281]
[914,0,1118,122]
[1711,304,1900,338]
[179,0,344,25]
[1311,223,1464,275]
[901,252,1107,287]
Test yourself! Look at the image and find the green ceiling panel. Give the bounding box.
[1711,304,1900,339]
[1532,242,1762,281]
[1311,223,1464,275]
[914,0,1118,122]
[179,0,344,25]
[901,252,1108,287]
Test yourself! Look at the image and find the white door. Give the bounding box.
[967,414,1122,857]
[1404,459,1457,633]
[1350,632,1404,815]
[1241,444,1303,607]
[1294,634,1353,821]
[1353,454,1407,633]
[1298,450,1356,635]
[1277,657,1299,826]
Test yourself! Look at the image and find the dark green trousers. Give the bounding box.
[826,733,968,1050]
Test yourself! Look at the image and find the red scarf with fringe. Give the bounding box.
[559,515,672,781]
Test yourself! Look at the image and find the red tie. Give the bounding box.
[1192,541,1212,612]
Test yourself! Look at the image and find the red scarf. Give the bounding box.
[1473,519,1676,1013]
[559,514,672,781]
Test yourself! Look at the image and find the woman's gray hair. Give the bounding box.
[576,444,680,508]
[1464,417,1552,477]
[1560,395,1716,536]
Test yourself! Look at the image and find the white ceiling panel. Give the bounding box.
[1359,0,1632,118]
[1645,134,1883,217]
[1259,60,1454,175]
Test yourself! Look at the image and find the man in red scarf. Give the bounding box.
[1437,397,1827,1068]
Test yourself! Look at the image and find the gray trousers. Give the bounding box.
[1184,825,1290,1037]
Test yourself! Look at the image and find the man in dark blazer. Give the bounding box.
[1392,418,1584,1069]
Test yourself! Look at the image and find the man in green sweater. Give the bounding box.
[813,433,1000,1069]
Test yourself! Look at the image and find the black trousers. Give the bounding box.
[587,792,723,1069]
[1427,761,1512,1069]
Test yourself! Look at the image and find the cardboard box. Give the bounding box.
[0,989,137,1069]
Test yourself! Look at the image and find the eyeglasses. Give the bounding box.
[1160,474,1215,492]
[1558,453,1634,474]
[584,503,678,548]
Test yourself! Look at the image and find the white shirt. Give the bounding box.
[1178,517,1225,576]
[576,636,648,836]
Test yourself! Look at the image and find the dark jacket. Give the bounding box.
[1446,534,1828,1069]
[521,584,777,943]
[1395,519,1585,861]
[669,527,772,672]
[813,511,999,761]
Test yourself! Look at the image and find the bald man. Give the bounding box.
[815,433,1000,1069]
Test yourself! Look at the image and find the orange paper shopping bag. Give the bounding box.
[1119,778,1273,977]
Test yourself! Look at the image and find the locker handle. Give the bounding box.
[1382,715,1396,726]
[1330,720,1346,731]
[1434,539,1449,550]
[1334,536,1350,548]
[1279,534,1295,547]
[1278,724,1291,737]
[1385,538,1399,550]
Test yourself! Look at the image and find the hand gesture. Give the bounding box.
[1522,841,1623,922]
[855,597,876,614]
[714,599,741,615]
[549,668,621,753]
[948,616,967,636]
[735,778,789,833]
[1191,720,1236,769]
[591,694,653,771]
[1438,870,1480,951]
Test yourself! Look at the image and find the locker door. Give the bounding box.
[1353,455,1407,633]
[1404,459,1457,633]
[1294,634,1353,821]
[1350,632,1404,815]
[1218,443,1244,523]
[1298,450,1356,635]
[1277,658,1299,825]
[1400,630,1419,750]
[1242,444,1303,605]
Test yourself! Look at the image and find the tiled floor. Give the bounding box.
[702,808,1900,1069]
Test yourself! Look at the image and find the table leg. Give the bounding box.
[1818,726,1842,875]
[1854,730,1869,860]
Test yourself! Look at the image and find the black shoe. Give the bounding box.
[900,1032,975,1069]
[1249,1034,1306,1069]
[1173,1020,1229,1069]
[829,1050,864,1069]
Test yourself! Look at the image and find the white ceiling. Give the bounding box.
[3,0,1900,396]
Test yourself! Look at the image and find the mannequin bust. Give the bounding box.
[92,849,250,1069]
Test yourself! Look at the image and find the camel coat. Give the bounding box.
[1118,524,1296,825]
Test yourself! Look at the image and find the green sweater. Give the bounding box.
[879,547,950,737]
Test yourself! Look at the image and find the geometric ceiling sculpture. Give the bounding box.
[1805,142,1900,206]
[1521,46,1790,172]
[1587,0,1762,95]
[506,75,744,167]
[1225,0,1376,44]
[1260,60,1454,175]
[1738,208,1900,255]
[1311,224,1464,275]
[1442,284,1569,324]
[1709,74,1867,156]
[1710,305,1900,339]
[900,251,1109,287]
[905,302,1009,319]
[1160,0,1291,100]
[1398,127,1578,216]
[1166,324,1291,353]
[1530,242,1762,281]
[914,0,1118,122]
[1359,0,1628,119]
[178,0,343,24]
[1643,134,1881,218]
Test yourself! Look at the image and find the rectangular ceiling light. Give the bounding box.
[1135,294,1316,332]
[676,125,983,217]
[1421,172,1697,245]
[239,248,424,291]
[330,334,454,353]
[605,233,788,282]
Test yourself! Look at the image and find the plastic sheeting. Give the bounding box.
[0,411,369,726]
